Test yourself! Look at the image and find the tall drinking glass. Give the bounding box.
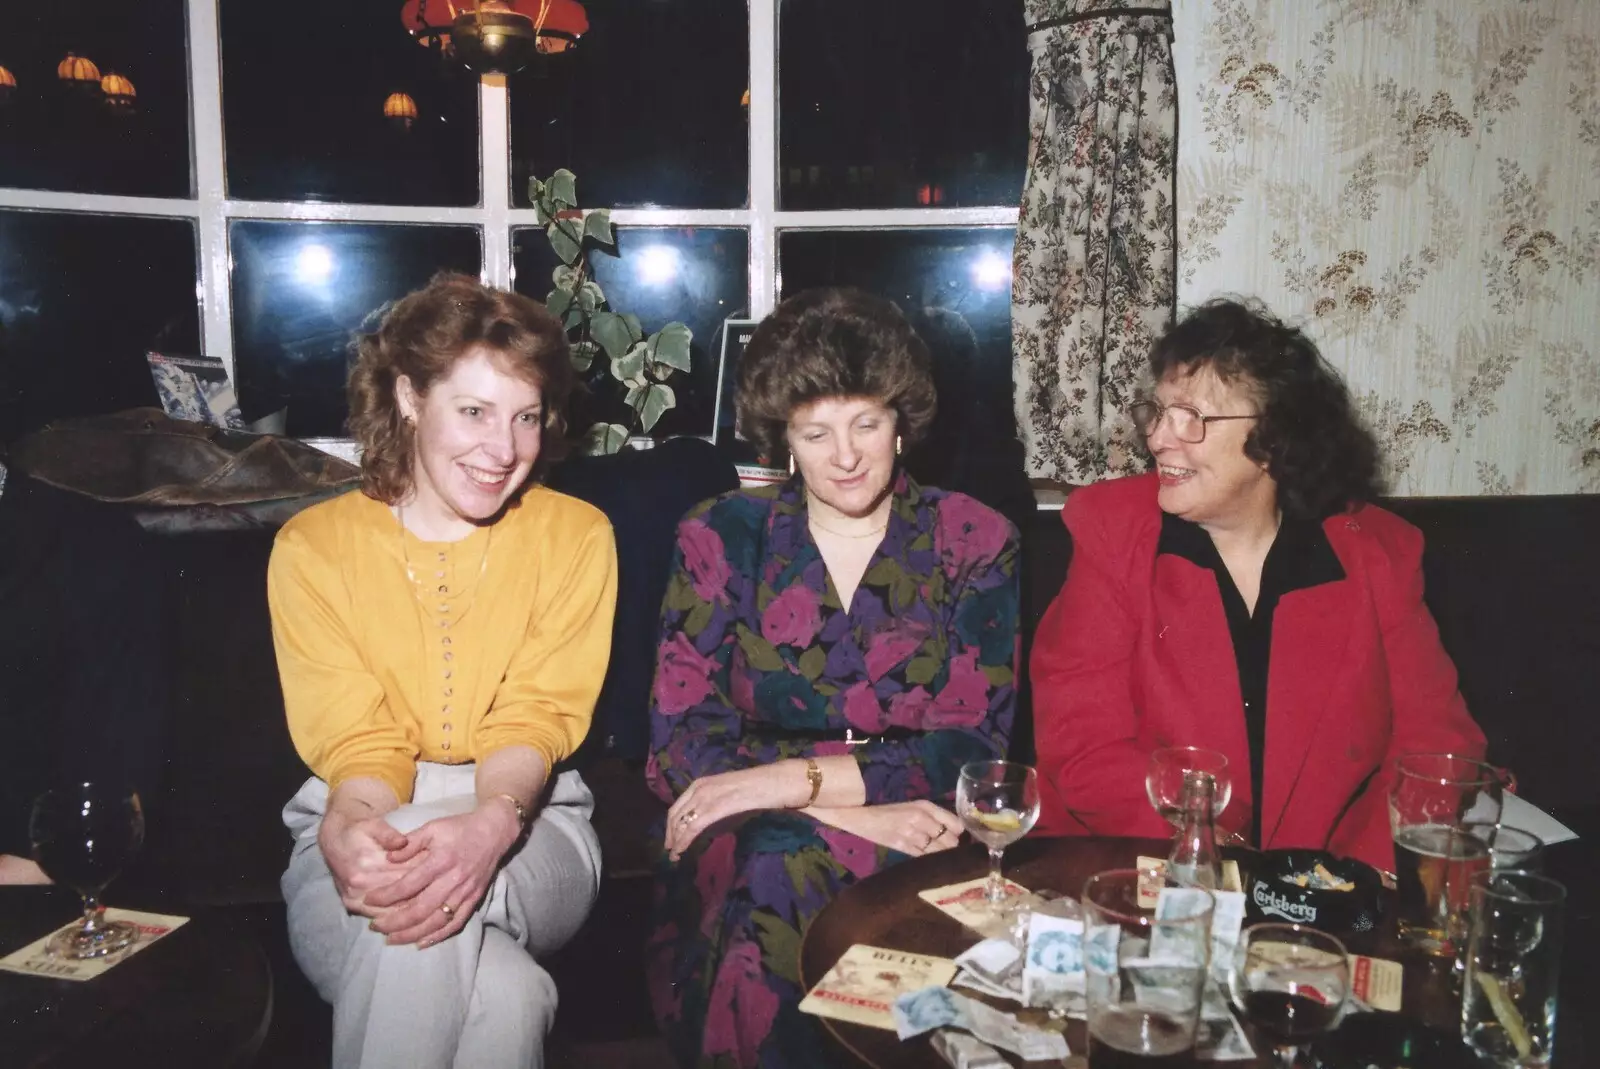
[1462,870,1565,1067]
[1388,753,1506,955]
[1146,747,1232,834]
[1081,869,1215,1067]
[29,784,146,959]
[956,761,1040,912]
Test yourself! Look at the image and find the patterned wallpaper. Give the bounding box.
[1172,0,1600,495]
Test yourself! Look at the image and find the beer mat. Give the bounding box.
[798,944,958,1031]
[1351,954,1403,1012]
[918,877,1031,932]
[1135,857,1242,905]
[0,909,190,982]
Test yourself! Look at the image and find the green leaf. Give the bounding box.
[622,313,645,343]
[612,345,648,387]
[650,321,693,374]
[570,340,598,373]
[583,209,615,247]
[640,382,676,432]
[624,383,648,410]
[580,422,629,456]
[552,264,579,291]
[546,288,573,320]
[905,656,939,686]
[737,626,784,672]
[528,177,543,203]
[547,219,582,264]
[684,598,714,638]
[591,312,633,360]
[548,169,578,208]
[798,646,826,681]
[533,200,552,227]
[563,305,585,331]
[579,280,605,313]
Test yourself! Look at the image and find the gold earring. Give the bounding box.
[895,434,902,456]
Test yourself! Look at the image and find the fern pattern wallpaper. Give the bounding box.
[1172,0,1600,494]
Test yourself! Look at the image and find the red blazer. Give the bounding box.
[1030,474,1485,872]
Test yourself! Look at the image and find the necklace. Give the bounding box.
[808,515,887,539]
[396,504,494,626]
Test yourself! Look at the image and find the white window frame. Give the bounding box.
[0,0,1020,428]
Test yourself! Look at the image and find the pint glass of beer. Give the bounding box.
[1388,753,1506,955]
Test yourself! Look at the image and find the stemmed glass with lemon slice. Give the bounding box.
[956,761,1041,913]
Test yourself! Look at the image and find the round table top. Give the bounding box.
[0,887,273,1069]
[798,835,1478,1069]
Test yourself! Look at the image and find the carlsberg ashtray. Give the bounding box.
[1245,849,1383,934]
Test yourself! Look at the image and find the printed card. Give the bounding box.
[0,909,190,982]
[1351,954,1403,1012]
[798,944,958,1031]
[1136,856,1241,907]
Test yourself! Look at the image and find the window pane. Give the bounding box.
[509,1,748,209]
[779,229,1026,512]
[0,210,199,443]
[513,226,747,439]
[230,222,481,438]
[779,1,1028,210]
[0,0,191,197]
[220,5,478,205]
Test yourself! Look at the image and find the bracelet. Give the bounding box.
[490,792,529,826]
[794,758,823,809]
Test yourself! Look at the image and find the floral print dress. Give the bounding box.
[645,473,1020,1068]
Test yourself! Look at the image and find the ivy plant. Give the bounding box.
[529,169,693,454]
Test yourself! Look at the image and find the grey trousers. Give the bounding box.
[281,764,602,1069]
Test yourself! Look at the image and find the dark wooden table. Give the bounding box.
[798,835,1494,1069]
[0,887,273,1068]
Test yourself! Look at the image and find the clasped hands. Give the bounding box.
[319,801,522,949]
[664,763,964,862]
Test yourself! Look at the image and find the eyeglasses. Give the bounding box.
[1129,400,1260,444]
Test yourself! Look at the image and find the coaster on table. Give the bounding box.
[0,909,189,982]
[798,943,958,1031]
[918,876,1032,934]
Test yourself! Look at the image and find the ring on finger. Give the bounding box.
[678,808,698,827]
[440,903,456,917]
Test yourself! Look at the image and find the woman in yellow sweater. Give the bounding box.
[269,273,618,1069]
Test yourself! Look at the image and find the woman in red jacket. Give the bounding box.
[1030,298,1485,871]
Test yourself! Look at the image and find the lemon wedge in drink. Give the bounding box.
[971,810,1023,833]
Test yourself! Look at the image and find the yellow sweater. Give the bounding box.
[267,485,618,803]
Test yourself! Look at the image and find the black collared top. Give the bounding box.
[1157,512,1345,846]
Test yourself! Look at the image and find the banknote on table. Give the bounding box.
[1205,889,1247,980]
[798,944,958,1030]
[1147,887,1214,966]
[895,986,1071,1061]
[930,1029,1009,1069]
[1194,1008,1256,1061]
[918,877,1031,937]
[953,939,1024,1002]
[1022,911,1085,1008]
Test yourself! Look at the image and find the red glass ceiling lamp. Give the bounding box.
[399,0,587,75]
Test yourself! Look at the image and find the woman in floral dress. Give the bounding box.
[645,288,1021,1068]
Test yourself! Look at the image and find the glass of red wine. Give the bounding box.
[28,784,146,959]
[1227,923,1350,1068]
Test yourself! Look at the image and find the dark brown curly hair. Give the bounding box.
[735,287,936,459]
[1149,297,1383,522]
[347,272,574,504]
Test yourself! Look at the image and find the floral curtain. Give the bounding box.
[1173,0,1600,495]
[1012,0,1179,484]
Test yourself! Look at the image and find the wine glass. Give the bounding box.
[956,761,1040,911]
[1227,923,1350,1068]
[1147,746,1232,833]
[29,784,146,959]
